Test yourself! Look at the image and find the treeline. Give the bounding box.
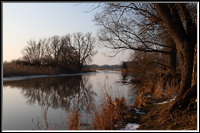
[20,32,97,71]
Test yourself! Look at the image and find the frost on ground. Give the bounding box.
[153,96,177,105]
[134,108,145,115]
[121,123,140,130]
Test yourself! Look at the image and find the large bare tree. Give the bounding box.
[93,3,178,72]
[92,3,197,110]
[154,3,197,110]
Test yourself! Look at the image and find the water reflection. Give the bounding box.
[3,75,97,112]
[122,72,128,81]
[120,72,138,104]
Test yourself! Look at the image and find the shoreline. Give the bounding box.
[3,71,99,82]
[128,94,197,130]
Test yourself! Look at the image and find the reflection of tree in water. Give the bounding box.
[3,75,97,111]
[122,72,128,81]
[120,73,138,104]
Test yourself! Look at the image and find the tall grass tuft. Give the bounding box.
[90,95,127,130]
[67,110,81,130]
[66,77,128,130]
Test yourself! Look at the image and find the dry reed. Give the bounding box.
[67,110,81,130]
[3,63,61,77]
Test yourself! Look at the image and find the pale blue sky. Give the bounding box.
[3,2,131,65]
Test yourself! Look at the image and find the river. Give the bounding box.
[2,70,138,130]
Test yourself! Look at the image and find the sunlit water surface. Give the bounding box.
[3,70,138,130]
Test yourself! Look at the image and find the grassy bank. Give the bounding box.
[3,63,96,78]
[131,69,197,130]
[135,96,197,130]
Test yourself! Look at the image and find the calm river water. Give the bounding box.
[2,70,138,130]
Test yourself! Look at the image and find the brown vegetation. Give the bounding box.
[136,97,197,130]
[66,93,128,130]
[94,3,197,112]
[3,61,96,77]
[3,62,60,77]
[132,66,197,130]
[89,95,127,130]
[67,110,81,130]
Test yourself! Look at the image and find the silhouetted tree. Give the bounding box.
[66,32,97,70]
[21,32,97,71]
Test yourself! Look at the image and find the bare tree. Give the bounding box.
[49,35,62,66]
[154,3,197,110]
[21,32,97,71]
[59,34,79,67]
[93,3,197,110]
[68,32,97,70]
[21,39,45,65]
[93,3,177,72]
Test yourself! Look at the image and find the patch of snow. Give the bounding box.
[121,123,140,130]
[134,108,145,115]
[153,96,177,105]
[146,94,151,97]
[127,107,132,111]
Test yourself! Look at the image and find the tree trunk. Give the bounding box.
[155,3,196,110]
[78,63,83,70]
[169,45,177,73]
[192,43,197,86]
[169,84,197,111]
[176,45,194,99]
[170,42,197,111]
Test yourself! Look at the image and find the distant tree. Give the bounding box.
[21,39,45,66]
[21,32,97,71]
[49,35,62,66]
[59,34,80,67]
[121,62,128,70]
[67,32,97,70]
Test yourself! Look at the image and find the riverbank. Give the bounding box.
[120,69,197,130]
[134,96,197,130]
[3,62,96,78]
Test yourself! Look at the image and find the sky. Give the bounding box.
[3,2,132,66]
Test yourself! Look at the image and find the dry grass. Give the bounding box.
[137,101,197,130]
[88,94,127,130]
[134,69,181,108]
[151,75,180,100]
[133,69,197,130]
[66,91,128,130]
[3,63,96,77]
[3,63,61,77]
[67,110,81,130]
